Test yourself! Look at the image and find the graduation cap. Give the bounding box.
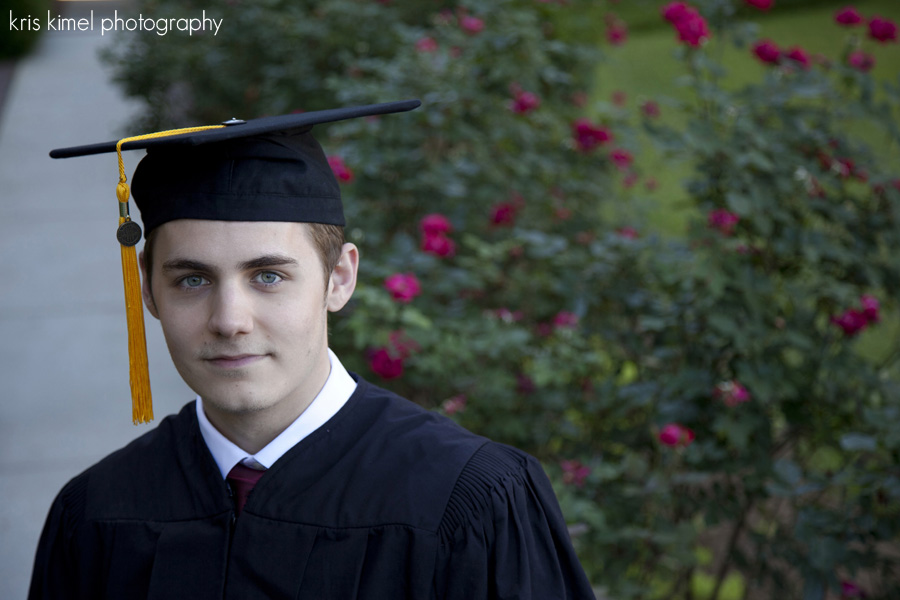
[50,99,421,424]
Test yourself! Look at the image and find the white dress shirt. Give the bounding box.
[197,348,357,479]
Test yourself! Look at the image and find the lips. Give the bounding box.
[206,354,267,368]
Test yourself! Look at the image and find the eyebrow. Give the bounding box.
[161,254,299,273]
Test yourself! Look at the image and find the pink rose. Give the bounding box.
[516,373,536,395]
[676,13,710,47]
[834,157,855,178]
[847,50,875,72]
[610,148,634,170]
[460,15,484,35]
[386,330,419,364]
[572,118,613,152]
[419,213,452,236]
[327,155,354,183]
[560,460,591,487]
[442,394,467,416]
[785,46,810,69]
[707,208,740,236]
[744,0,773,10]
[641,100,660,118]
[868,16,898,43]
[834,6,863,26]
[606,21,628,45]
[617,226,639,239]
[611,90,627,106]
[421,233,456,258]
[659,423,695,447]
[490,202,518,226]
[492,307,523,322]
[715,380,752,407]
[840,580,866,598]
[832,309,868,336]
[368,347,404,379]
[661,3,710,46]
[510,89,541,114]
[861,294,880,323]
[752,39,781,64]
[415,37,438,52]
[662,2,693,23]
[553,311,579,329]
[384,273,421,303]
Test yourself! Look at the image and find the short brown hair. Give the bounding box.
[143,222,346,289]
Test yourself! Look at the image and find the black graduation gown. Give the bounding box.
[29,377,596,599]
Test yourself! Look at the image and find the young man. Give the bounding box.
[30,101,596,599]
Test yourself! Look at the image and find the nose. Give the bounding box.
[207,281,254,338]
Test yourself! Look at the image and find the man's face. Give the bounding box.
[141,220,356,423]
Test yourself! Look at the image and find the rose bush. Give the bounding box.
[107,0,900,598]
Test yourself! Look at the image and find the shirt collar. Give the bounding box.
[197,348,357,479]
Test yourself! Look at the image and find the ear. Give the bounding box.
[326,243,359,313]
[139,250,160,320]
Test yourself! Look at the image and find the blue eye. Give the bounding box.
[182,275,207,288]
[256,272,282,286]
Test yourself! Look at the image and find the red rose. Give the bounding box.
[752,39,781,64]
[834,6,863,26]
[714,380,752,407]
[675,12,710,47]
[659,423,695,447]
[841,580,865,598]
[868,16,898,43]
[327,155,354,183]
[383,273,421,303]
[560,460,591,487]
[368,347,404,379]
[387,330,419,360]
[460,15,484,35]
[415,37,438,52]
[662,2,693,23]
[785,46,810,69]
[831,309,868,336]
[419,213,452,236]
[847,50,875,72]
[708,209,740,236]
[509,89,541,114]
[641,100,661,118]
[860,294,880,323]
[490,202,518,226]
[421,233,456,257]
[441,395,467,416]
[606,21,628,45]
[610,148,633,170]
[617,226,639,239]
[572,118,612,152]
[744,0,773,10]
[553,311,579,329]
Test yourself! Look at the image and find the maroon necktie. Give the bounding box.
[227,463,266,515]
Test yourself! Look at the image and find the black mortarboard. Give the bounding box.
[49,99,421,424]
[51,99,421,235]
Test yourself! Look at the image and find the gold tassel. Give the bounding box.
[113,125,223,424]
[116,181,153,424]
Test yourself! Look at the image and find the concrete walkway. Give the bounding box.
[0,6,192,598]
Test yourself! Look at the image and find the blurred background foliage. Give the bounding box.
[104,0,900,598]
